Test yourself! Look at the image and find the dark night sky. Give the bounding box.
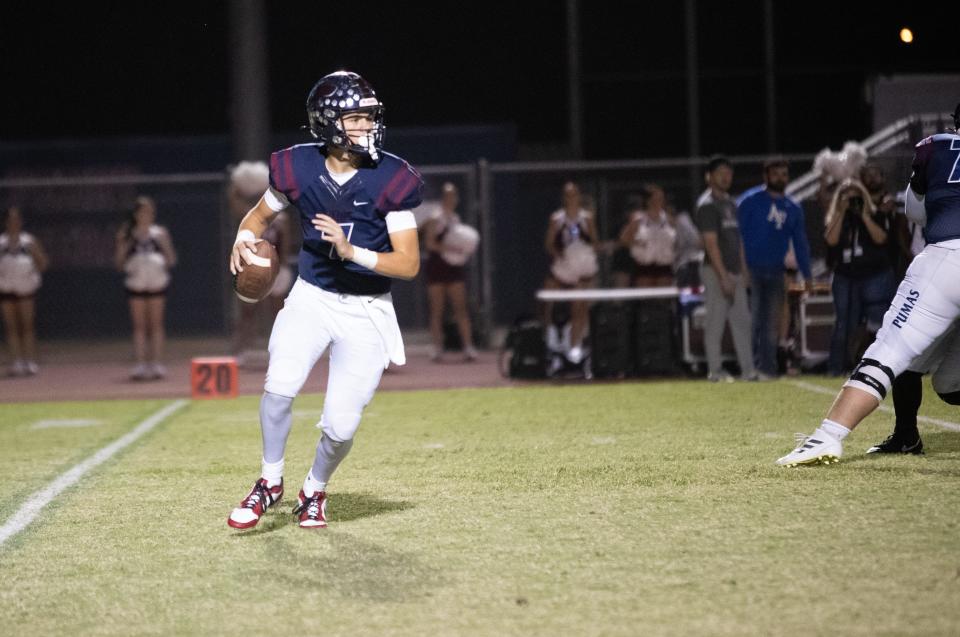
[1,1,953,159]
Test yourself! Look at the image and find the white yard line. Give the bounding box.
[0,400,188,547]
[30,419,103,430]
[788,379,960,432]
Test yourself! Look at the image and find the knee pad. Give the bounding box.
[844,357,895,401]
[264,356,309,398]
[319,411,363,443]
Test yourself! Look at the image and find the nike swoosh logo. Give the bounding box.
[353,200,369,206]
[901,441,921,452]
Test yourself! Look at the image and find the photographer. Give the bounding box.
[823,178,895,376]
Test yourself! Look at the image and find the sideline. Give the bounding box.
[788,379,960,433]
[0,399,188,546]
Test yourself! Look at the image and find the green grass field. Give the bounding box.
[2,378,959,636]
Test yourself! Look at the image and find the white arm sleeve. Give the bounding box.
[263,187,290,212]
[903,184,926,227]
[385,210,417,233]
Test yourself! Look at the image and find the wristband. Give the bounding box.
[235,229,256,244]
[350,246,379,270]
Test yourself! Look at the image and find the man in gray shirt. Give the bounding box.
[694,156,758,381]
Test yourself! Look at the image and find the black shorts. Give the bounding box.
[126,288,168,299]
[0,292,36,303]
[634,264,674,281]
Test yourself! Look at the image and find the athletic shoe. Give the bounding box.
[293,489,328,529]
[866,433,924,455]
[24,361,39,376]
[707,371,735,383]
[743,371,774,382]
[130,363,151,381]
[149,362,167,379]
[464,346,479,362]
[776,431,843,467]
[567,345,585,365]
[227,478,284,530]
[8,360,26,377]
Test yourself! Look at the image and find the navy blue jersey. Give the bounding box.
[910,132,960,244]
[269,143,423,295]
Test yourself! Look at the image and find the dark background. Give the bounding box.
[1,2,952,159]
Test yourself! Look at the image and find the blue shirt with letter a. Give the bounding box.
[736,186,812,279]
[269,143,423,295]
[910,133,960,244]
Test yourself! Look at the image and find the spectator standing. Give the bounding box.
[424,182,479,362]
[694,156,757,381]
[115,196,177,380]
[0,206,48,376]
[823,178,895,375]
[737,158,812,377]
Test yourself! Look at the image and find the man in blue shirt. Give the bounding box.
[737,157,812,376]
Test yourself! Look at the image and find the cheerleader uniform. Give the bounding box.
[123,226,170,297]
[425,214,467,285]
[0,232,42,301]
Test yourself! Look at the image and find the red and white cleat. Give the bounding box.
[227,478,284,530]
[292,489,328,529]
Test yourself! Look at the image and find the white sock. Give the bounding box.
[261,457,284,487]
[303,470,326,497]
[819,419,851,441]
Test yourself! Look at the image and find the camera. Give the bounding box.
[846,196,864,214]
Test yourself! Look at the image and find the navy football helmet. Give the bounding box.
[306,71,385,164]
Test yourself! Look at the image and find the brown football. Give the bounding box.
[233,241,280,303]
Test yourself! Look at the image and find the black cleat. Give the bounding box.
[866,434,924,455]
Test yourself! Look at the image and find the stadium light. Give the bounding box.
[900,27,914,44]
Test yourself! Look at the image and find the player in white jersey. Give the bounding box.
[0,207,48,376]
[778,103,960,466]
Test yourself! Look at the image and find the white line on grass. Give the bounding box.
[30,419,102,430]
[0,400,187,547]
[789,379,960,432]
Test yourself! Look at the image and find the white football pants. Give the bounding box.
[264,278,401,442]
[847,240,960,401]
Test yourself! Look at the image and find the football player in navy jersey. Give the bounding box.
[227,71,423,529]
[778,103,960,466]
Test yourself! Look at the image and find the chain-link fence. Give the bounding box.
[5,141,936,343]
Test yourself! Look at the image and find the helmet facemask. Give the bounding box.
[329,106,385,163]
[306,72,386,165]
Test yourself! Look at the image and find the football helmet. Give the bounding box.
[306,71,385,164]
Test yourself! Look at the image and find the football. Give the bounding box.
[233,240,280,303]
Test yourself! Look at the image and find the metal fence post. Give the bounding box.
[477,158,495,343]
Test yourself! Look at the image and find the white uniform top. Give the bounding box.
[629,210,677,266]
[0,232,41,296]
[124,225,170,292]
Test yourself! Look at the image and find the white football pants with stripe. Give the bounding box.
[846,240,960,401]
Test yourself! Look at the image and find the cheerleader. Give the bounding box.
[114,196,177,380]
[618,183,677,287]
[423,183,480,362]
[0,207,48,376]
[543,182,598,363]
